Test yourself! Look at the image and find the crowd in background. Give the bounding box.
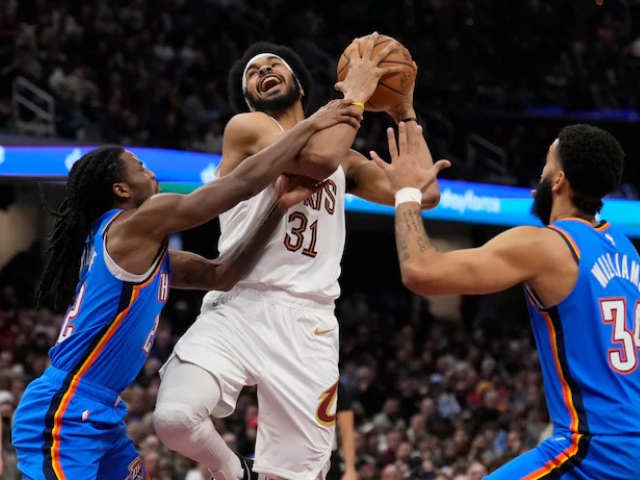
[1,0,640,191]
[0,246,551,480]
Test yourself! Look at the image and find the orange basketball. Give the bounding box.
[337,34,416,112]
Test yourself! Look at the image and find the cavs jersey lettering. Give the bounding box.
[212,168,346,305]
[526,218,640,436]
[49,208,171,393]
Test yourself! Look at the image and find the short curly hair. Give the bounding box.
[227,42,313,114]
[556,124,624,215]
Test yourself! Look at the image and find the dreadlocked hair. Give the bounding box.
[36,146,126,311]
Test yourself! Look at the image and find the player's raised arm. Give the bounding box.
[120,100,357,241]
[293,32,403,178]
[341,129,439,210]
[342,63,441,210]
[395,225,550,296]
[169,176,322,291]
[372,123,556,296]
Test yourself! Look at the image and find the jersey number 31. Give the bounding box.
[600,298,640,374]
[284,212,318,258]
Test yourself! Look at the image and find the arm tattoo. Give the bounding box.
[395,205,434,264]
[170,250,215,289]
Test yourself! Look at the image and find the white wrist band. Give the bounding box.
[395,187,422,207]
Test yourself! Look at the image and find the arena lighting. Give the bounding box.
[1,145,639,237]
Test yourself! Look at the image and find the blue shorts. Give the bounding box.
[487,430,640,480]
[12,367,148,480]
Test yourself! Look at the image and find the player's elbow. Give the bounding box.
[421,186,441,211]
[296,150,341,180]
[422,194,441,211]
[401,264,436,296]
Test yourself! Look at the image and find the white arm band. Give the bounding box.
[395,187,422,207]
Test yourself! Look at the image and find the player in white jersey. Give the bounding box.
[154,34,441,480]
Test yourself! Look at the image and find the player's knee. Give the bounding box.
[153,402,202,450]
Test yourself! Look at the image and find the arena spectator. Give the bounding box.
[3,0,639,192]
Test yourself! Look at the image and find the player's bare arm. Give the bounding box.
[394,222,566,297]
[168,202,283,292]
[341,134,440,209]
[216,99,362,179]
[108,102,352,274]
[170,175,321,291]
[375,122,578,304]
[343,63,441,209]
[295,32,404,178]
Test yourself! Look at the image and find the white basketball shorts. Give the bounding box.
[161,286,339,480]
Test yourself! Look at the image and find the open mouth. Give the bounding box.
[260,75,282,93]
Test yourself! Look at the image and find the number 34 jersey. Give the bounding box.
[49,209,171,394]
[211,166,346,304]
[526,218,640,436]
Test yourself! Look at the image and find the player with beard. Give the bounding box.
[376,122,640,480]
[153,34,442,480]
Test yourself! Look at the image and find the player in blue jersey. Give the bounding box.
[11,99,362,480]
[374,122,638,479]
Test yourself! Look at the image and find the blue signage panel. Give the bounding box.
[1,145,639,237]
[0,145,218,183]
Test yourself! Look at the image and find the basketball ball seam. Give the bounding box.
[373,39,393,48]
[337,54,351,76]
[379,60,415,70]
[378,81,406,96]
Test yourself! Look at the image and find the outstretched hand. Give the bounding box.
[370,122,450,193]
[274,174,326,210]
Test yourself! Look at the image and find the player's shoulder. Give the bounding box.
[511,225,584,267]
[492,226,566,263]
[496,225,551,245]
[225,112,280,138]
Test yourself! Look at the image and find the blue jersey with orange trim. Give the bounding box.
[526,218,640,436]
[48,208,171,393]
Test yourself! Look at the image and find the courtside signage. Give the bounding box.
[2,145,639,236]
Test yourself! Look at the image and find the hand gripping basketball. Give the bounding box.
[334,32,404,106]
[337,33,416,112]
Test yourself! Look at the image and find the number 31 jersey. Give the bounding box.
[526,218,640,436]
[49,209,172,393]
[211,166,346,304]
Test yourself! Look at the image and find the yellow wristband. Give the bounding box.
[351,101,365,110]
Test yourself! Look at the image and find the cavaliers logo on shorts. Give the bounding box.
[316,381,338,427]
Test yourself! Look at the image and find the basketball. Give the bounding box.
[337,34,416,112]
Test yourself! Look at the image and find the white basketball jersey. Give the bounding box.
[204,118,346,304]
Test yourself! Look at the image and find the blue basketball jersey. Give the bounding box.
[48,208,171,393]
[526,218,640,437]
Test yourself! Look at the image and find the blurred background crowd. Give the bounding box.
[2,0,640,191]
[1,0,639,479]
